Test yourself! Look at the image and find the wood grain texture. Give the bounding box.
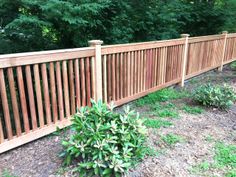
[0,69,13,139]
[7,68,22,136]
[16,67,30,133]
[41,64,52,124]
[25,66,38,130]
[50,63,58,122]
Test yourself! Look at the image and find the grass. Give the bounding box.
[214,142,236,168]
[161,133,183,146]
[135,88,189,106]
[0,170,17,177]
[182,105,204,115]
[152,103,180,118]
[143,118,173,129]
[230,61,236,70]
[191,142,236,176]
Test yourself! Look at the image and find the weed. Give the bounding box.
[182,105,204,115]
[152,103,180,118]
[135,88,189,106]
[205,135,215,142]
[226,170,236,177]
[230,61,236,71]
[161,133,183,146]
[143,118,173,129]
[190,161,211,174]
[214,142,236,168]
[1,170,17,177]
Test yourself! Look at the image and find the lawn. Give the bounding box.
[0,65,235,177]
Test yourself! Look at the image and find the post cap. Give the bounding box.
[88,40,103,46]
[181,34,190,38]
[222,31,228,34]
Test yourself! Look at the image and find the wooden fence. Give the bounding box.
[0,32,236,153]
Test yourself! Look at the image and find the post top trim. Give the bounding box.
[88,40,104,46]
[222,31,228,34]
[181,34,190,38]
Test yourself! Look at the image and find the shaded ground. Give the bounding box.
[0,66,236,177]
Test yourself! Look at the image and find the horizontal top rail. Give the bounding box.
[0,47,95,68]
[189,34,224,43]
[227,33,236,38]
[101,38,185,55]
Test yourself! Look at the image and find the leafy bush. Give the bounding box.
[230,61,236,70]
[193,84,236,109]
[61,100,147,177]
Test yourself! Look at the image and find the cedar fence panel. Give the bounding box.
[0,33,236,153]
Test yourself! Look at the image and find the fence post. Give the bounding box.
[180,34,190,87]
[88,40,103,102]
[218,31,228,71]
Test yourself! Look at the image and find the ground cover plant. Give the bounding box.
[191,142,236,177]
[161,133,183,147]
[61,100,147,177]
[193,84,236,109]
[230,61,236,70]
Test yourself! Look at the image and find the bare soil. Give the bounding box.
[0,66,236,177]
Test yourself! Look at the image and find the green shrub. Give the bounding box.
[61,100,147,177]
[143,118,173,129]
[193,84,236,109]
[182,105,204,115]
[230,61,236,70]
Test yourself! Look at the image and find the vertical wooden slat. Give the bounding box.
[120,54,123,98]
[69,60,76,112]
[41,64,52,124]
[127,52,131,96]
[49,62,58,122]
[130,52,134,95]
[74,59,81,109]
[16,67,30,133]
[62,61,70,116]
[112,54,116,101]
[80,58,86,106]
[85,58,91,106]
[7,68,22,136]
[25,66,38,130]
[102,56,107,103]
[115,54,120,99]
[0,69,13,139]
[0,117,4,143]
[56,62,64,120]
[33,65,44,128]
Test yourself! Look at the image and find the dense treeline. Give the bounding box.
[0,0,235,54]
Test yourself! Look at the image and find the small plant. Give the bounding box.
[226,170,236,177]
[193,84,236,109]
[152,103,179,118]
[214,142,236,168]
[136,88,189,106]
[61,100,147,177]
[144,118,173,129]
[1,170,17,177]
[230,61,236,70]
[161,133,183,146]
[182,105,204,115]
[190,161,211,175]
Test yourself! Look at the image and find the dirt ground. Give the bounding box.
[0,66,235,177]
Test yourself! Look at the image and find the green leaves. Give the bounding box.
[193,84,236,109]
[61,100,147,176]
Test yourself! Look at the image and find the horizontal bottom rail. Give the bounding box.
[0,119,72,154]
[114,78,181,106]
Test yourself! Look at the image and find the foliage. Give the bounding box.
[230,62,236,70]
[143,118,173,129]
[161,133,183,146]
[226,170,236,177]
[136,88,188,106]
[0,0,235,54]
[214,142,236,168]
[152,103,179,118]
[61,100,147,177]
[182,105,204,115]
[193,84,236,109]
[1,170,17,177]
